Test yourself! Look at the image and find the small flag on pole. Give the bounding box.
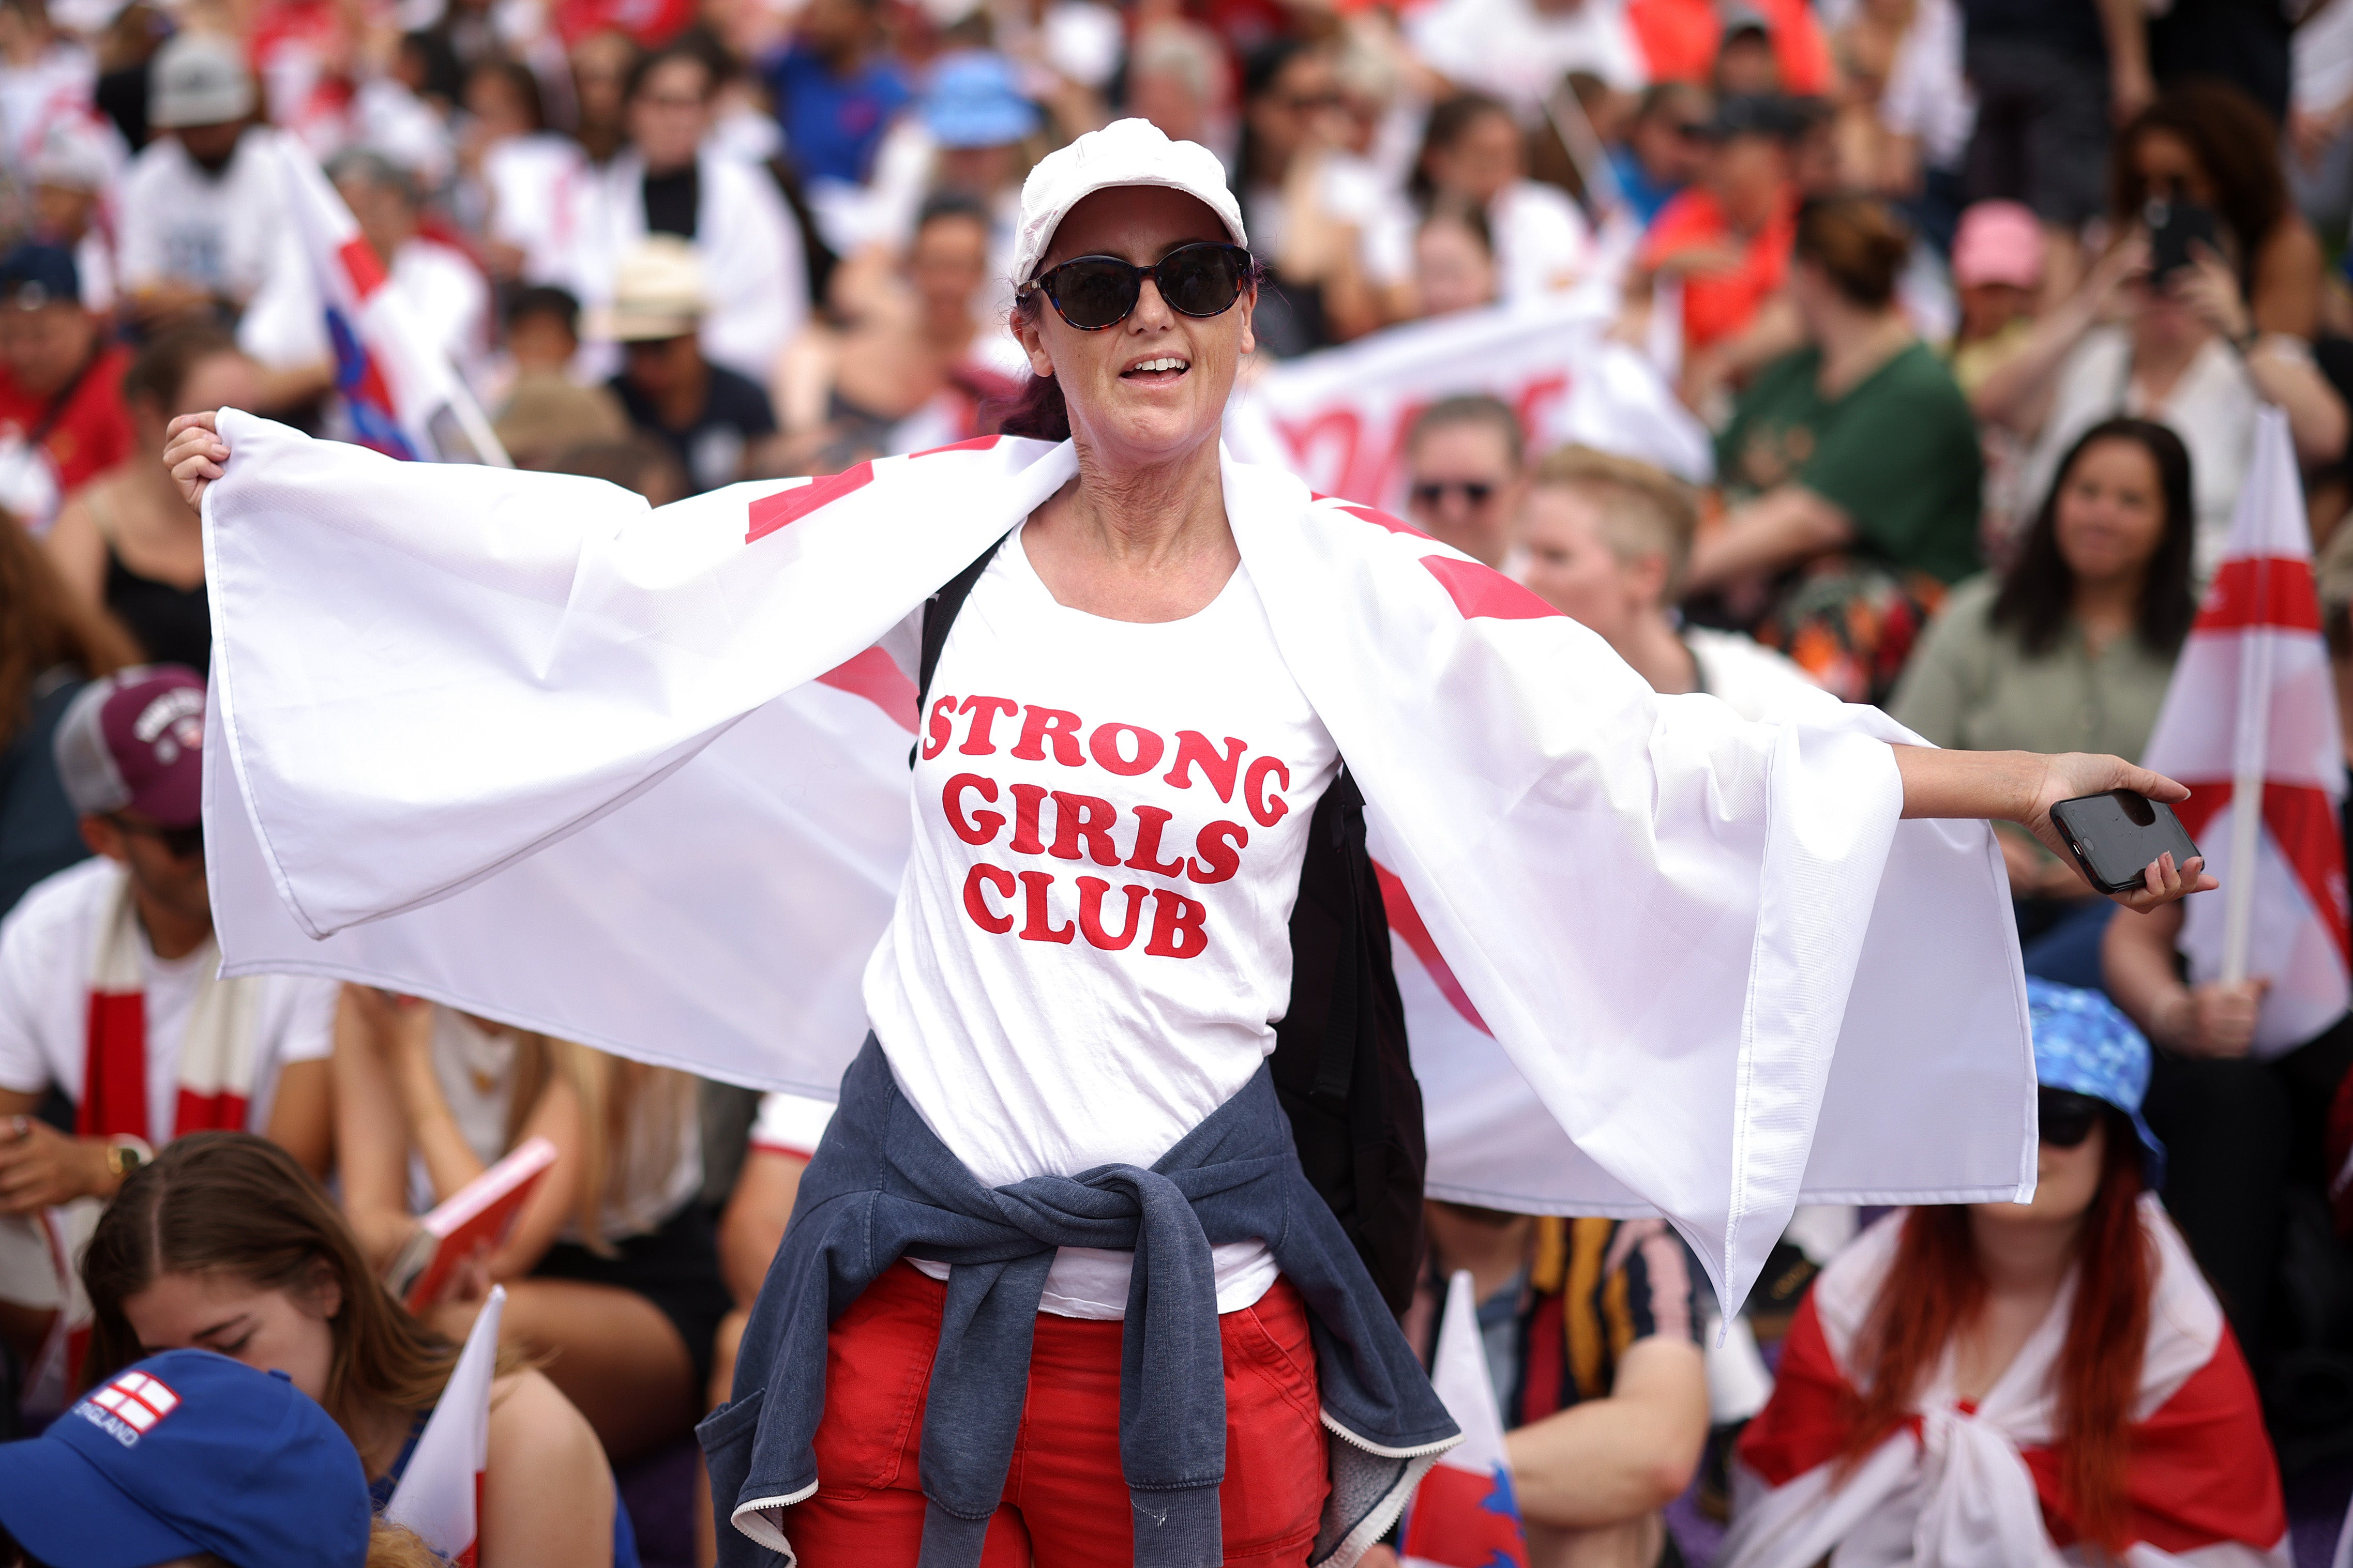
[1401,1270,1530,1568]
[385,1284,504,1567]
[275,132,509,467]
[2143,406,2349,1056]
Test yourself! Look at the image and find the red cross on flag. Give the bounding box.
[89,1369,179,1435]
[385,1285,504,1567]
[2142,406,2350,1056]
[1401,1270,1531,1568]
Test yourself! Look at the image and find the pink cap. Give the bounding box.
[53,665,207,828]
[1951,201,2044,291]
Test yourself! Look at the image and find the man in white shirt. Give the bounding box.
[0,667,336,1216]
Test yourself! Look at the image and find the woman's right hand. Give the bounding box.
[2156,978,2270,1058]
[163,411,229,510]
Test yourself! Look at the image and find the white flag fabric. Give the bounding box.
[199,414,2034,1311]
[2141,407,2351,1057]
[275,133,508,467]
[1399,1270,1530,1567]
[385,1284,505,1565]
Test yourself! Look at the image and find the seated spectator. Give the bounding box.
[1401,395,1528,568]
[1519,444,1817,714]
[1412,202,1501,318]
[48,327,263,672]
[0,1347,410,1568]
[0,243,132,528]
[1386,1202,1707,1567]
[1416,92,1596,301]
[771,195,1021,469]
[600,239,776,495]
[1976,229,2347,579]
[80,1133,624,1567]
[1126,20,1226,154]
[459,58,583,284]
[1893,418,2196,987]
[546,41,808,387]
[0,516,133,916]
[1944,200,2043,396]
[2115,79,2325,341]
[1608,80,1711,227]
[1684,195,1982,704]
[26,121,120,320]
[502,285,591,384]
[764,0,910,192]
[333,990,722,1464]
[328,151,491,395]
[1405,0,1647,120]
[1721,981,2288,1568]
[1635,93,1798,383]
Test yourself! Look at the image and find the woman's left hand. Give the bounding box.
[2017,752,2217,912]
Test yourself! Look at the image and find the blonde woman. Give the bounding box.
[334,987,721,1462]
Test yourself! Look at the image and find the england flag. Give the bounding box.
[385,1285,505,1566]
[1400,1270,1530,1568]
[2143,406,2350,1056]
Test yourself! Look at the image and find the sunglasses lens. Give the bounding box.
[1048,259,1142,330]
[2037,1089,2101,1149]
[1157,246,1246,318]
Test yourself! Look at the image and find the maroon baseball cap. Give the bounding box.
[53,666,207,829]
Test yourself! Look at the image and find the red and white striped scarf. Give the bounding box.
[79,869,262,1142]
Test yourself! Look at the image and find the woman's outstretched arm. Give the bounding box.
[1892,745,2214,914]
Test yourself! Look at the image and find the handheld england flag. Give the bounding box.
[2143,407,2350,1056]
[275,133,508,466]
[386,1284,504,1566]
[1401,1270,1530,1568]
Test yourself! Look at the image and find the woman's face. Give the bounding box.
[2133,127,2213,209]
[1974,1116,2107,1230]
[465,69,530,143]
[911,214,990,321]
[1425,110,1521,206]
[120,1269,341,1405]
[1012,185,1254,467]
[1245,52,1339,178]
[1413,217,1496,316]
[2055,437,2168,588]
[139,351,264,446]
[1518,483,1654,647]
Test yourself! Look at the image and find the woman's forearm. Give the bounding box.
[1683,488,1851,595]
[2245,342,2350,465]
[1891,746,2040,826]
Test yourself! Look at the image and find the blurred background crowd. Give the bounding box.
[12,0,2353,1563]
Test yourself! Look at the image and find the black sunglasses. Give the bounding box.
[112,815,203,861]
[1411,480,1498,508]
[2037,1087,2105,1150]
[1022,242,1253,332]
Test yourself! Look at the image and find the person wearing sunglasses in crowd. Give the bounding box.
[1399,395,1527,569]
[1721,980,2289,1568]
[172,117,2211,1568]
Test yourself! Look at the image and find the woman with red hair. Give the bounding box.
[1721,980,2288,1568]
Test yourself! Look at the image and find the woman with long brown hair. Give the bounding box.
[79,1132,624,1568]
[1721,981,2288,1567]
[0,512,135,915]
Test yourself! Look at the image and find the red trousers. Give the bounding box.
[780,1262,1330,1566]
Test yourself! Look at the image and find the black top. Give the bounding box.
[0,667,93,918]
[642,165,700,240]
[610,364,777,495]
[1963,0,2106,60]
[104,545,210,673]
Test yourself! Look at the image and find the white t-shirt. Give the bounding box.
[116,130,299,308]
[1492,179,1596,300]
[0,860,336,1139]
[863,526,1341,1318]
[1406,0,1646,113]
[749,1090,835,1159]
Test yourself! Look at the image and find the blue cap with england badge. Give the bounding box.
[2026,977,2167,1184]
[0,1349,371,1568]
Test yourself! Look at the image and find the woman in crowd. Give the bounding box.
[44,327,261,673]
[2113,79,2324,340]
[1414,92,1592,304]
[1410,201,1499,318]
[333,987,723,1464]
[0,511,134,915]
[1974,229,2346,578]
[1231,39,1382,353]
[1681,194,1983,705]
[80,1132,626,1568]
[1721,982,2288,1568]
[1892,418,2197,985]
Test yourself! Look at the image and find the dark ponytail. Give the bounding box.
[990,373,1072,440]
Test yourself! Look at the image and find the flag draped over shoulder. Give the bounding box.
[200,411,2032,1311]
[2143,408,2351,1057]
[1720,1202,2288,1568]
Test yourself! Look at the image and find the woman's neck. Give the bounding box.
[1025,429,1238,620]
[2071,569,2145,652]
[1814,302,1911,399]
[351,1398,418,1480]
[1968,1209,2084,1297]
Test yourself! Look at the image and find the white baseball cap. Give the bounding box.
[1010,118,1247,288]
[149,32,255,130]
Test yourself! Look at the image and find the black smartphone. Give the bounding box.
[2146,197,2221,283]
[2048,790,2201,895]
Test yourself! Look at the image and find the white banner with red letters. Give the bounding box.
[1224,296,1713,512]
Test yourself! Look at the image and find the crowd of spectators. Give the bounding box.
[5,0,2353,1563]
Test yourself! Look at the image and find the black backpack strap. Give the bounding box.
[912,530,1014,767]
[1312,767,1366,1102]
